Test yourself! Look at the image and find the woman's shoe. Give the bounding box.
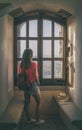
[27,118,36,124]
[36,119,45,125]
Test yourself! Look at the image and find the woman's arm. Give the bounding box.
[33,68,40,86]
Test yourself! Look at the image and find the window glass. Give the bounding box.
[29,20,38,37]
[43,61,52,79]
[54,61,63,78]
[43,19,52,37]
[17,61,21,73]
[17,22,26,37]
[43,40,51,58]
[17,40,26,58]
[29,40,38,58]
[54,40,63,58]
[54,23,63,37]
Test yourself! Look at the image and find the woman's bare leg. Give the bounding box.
[24,93,31,120]
[33,93,41,121]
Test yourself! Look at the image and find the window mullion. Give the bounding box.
[52,20,54,79]
[27,20,29,48]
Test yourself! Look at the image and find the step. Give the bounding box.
[53,96,82,130]
[0,91,24,130]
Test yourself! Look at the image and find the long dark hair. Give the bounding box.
[20,49,33,69]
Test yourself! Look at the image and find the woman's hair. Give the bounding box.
[20,48,33,69]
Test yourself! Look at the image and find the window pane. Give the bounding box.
[17,40,26,58]
[54,40,63,58]
[29,40,38,58]
[54,61,63,78]
[54,23,63,37]
[17,61,21,73]
[29,20,38,37]
[33,61,38,64]
[17,22,26,37]
[43,40,51,58]
[43,19,52,37]
[43,61,52,79]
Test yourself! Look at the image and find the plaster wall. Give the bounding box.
[0,15,14,116]
[67,5,82,110]
[0,0,81,114]
[0,0,78,17]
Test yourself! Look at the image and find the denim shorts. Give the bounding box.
[24,81,40,96]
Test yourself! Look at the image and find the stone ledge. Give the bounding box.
[53,96,82,130]
[0,91,24,130]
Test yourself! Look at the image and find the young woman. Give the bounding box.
[18,48,44,125]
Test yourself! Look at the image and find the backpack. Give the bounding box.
[17,71,31,91]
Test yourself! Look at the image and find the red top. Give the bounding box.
[18,62,39,83]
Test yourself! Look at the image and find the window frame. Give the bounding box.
[14,11,67,86]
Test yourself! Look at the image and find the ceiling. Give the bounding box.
[0,3,11,10]
[0,0,79,17]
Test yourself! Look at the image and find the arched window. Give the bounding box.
[14,10,67,86]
